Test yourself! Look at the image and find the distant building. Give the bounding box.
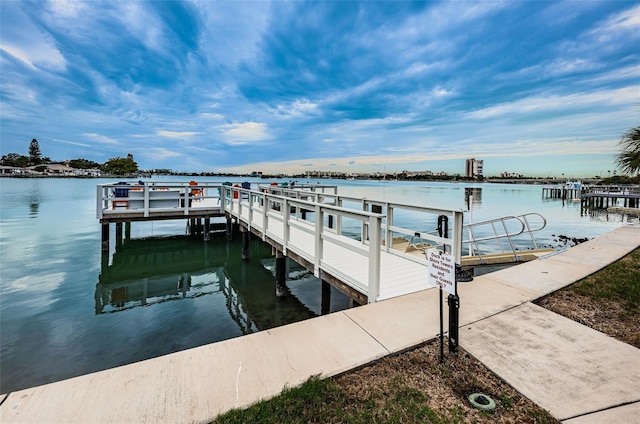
[465,158,483,179]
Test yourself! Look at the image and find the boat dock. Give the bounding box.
[98,181,553,304]
[581,186,640,209]
[2,225,639,423]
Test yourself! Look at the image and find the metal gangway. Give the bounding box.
[459,213,555,267]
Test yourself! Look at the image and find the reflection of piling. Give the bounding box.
[115,222,123,247]
[241,225,250,260]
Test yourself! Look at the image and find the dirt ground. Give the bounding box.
[328,250,639,423]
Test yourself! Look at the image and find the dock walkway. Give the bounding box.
[2,225,638,423]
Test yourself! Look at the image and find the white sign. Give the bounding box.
[427,249,456,295]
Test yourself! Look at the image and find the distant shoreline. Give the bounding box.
[0,174,610,185]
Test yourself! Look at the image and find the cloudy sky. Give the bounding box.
[1,1,638,177]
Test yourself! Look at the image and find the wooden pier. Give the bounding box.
[581,186,640,210]
[98,181,553,304]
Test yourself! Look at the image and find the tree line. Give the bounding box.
[2,128,639,178]
[1,139,139,175]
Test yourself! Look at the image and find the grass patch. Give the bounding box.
[212,341,558,424]
[537,247,640,347]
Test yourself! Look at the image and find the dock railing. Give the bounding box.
[97,181,224,219]
[221,184,464,302]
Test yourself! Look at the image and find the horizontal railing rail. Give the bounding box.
[97,181,226,219]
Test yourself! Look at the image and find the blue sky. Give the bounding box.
[1,1,638,177]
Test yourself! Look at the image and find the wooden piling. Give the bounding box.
[204,217,210,241]
[275,250,287,297]
[226,216,233,241]
[101,223,109,252]
[241,225,250,260]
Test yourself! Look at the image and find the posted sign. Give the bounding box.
[427,250,456,295]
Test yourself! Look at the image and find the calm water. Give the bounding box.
[0,177,636,392]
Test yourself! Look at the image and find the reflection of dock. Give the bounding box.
[96,235,316,331]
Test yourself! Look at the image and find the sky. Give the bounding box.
[1,1,639,177]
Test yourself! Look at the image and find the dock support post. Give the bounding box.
[204,217,210,241]
[115,222,123,248]
[275,250,287,297]
[226,216,233,241]
[124,222,131,242]
[241,225,250,260]
[101,223,109,252]
[321,280,331,315]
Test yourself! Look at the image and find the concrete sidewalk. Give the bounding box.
[1,226,639,423]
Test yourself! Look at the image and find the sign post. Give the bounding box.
[427,248,456,362]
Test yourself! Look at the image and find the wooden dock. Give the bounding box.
[581,186,640,209]
[97,182,554,304]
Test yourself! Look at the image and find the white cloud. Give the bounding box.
[217,122,270,144]
[274,99,319,118]
[0,3,67,71]
[466,87,637,120]
[591,4,640,36]
[157,130,201,138]
[83,133,120,145]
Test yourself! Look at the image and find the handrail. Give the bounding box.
[462,213,548,262]
[220,184,464,303]
[96,181,224,219]
[97,181,465,303]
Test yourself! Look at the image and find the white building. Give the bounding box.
[465,158,483,179]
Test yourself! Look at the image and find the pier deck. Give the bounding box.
[97,182,559,304]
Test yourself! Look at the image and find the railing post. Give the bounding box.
[361,199,368,243]
[336,197,343,235]
[96,185,103,219]
[314,204,323,277]
[385,204,393,252]
[283,198,290,254]
[368,214,381,303]
[143,185,150,217]
[262,194,268,239]
[453,211,463,265]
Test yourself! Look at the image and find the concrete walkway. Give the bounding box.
[1,226,639,423]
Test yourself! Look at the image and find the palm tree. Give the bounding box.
[615,125,640,176]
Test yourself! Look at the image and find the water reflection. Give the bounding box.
[96,234,318,333]
[582,208,640,224]
[465,187,482,208]
[26,183,43,217]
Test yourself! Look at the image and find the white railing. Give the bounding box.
[97,182,465,303]
[463,213,547,259]
[96,181,224,219]
[221,185,464,302]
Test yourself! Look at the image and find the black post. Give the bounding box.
[439,289,444,363]
[437,214,449,363]
[321,280,331,315]
[241,227,250,261]
[226,216,233,241]
[448,294,460,356]
[275,250,287,297]
[115,222,123,248]
[101,223,109,252]
[204,217,210,241]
